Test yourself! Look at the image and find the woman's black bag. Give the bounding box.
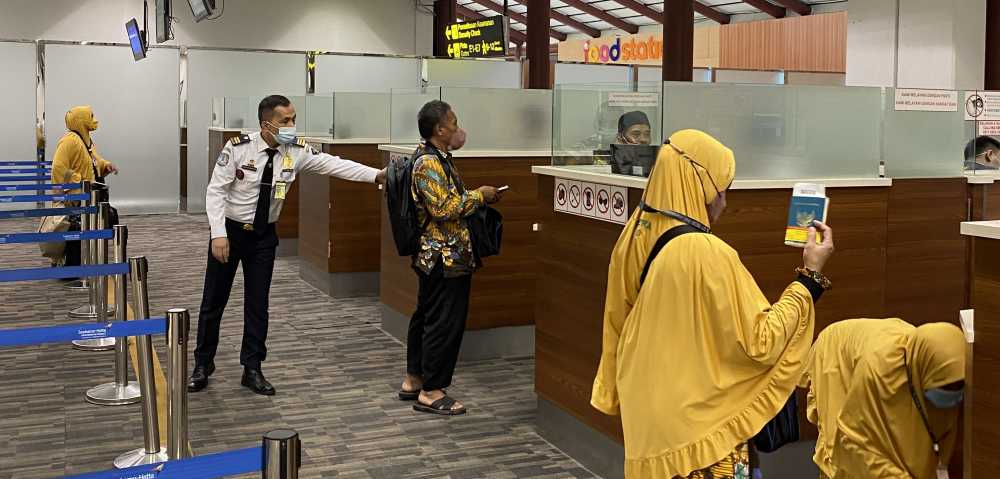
[752,393,800,453]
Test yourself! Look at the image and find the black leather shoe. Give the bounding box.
[187,364,215,392]
[241,368,276,396]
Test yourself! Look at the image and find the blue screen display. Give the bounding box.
[126,19,146,61]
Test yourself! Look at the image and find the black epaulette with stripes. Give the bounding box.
[230,134,252,146]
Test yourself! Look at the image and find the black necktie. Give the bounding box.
[253,148,278,233]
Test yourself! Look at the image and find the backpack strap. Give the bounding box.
[639,224,703,287]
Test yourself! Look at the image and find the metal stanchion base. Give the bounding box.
[85,382,142,406]
[63,279,88,291]
[114,448,169,469]
[68,303,116,319]
[71,338,116,351]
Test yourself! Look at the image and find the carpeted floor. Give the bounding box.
[0,214,595,479]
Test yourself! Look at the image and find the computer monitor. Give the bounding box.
[188,0,215,22]
[125,18,147,61]
[610,144,659,178]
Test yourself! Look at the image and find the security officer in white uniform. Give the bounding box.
[189,94,385,395]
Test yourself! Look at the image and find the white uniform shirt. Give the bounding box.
[206,132,379,239]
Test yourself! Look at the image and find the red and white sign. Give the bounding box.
[978,120,1000,136]
[553,179,629,225]
[893,89,957,112]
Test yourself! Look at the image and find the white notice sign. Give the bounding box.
[552,179,629,225]
[965,91,1000,120]
[553,179,568,212]
[595,184,613,221]
[607,92,659,108]
[567,181,583,215]
[581,183,597,218]
[610,186,630,224]
[978,120,1000,136]
[388,152,409,163]
[893,89,958,112]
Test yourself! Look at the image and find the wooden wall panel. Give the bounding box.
[325,144,383,273]
[379,153,548,331]
[297,171,330,273]
[970,239,1000,477]
[719,11,847,73]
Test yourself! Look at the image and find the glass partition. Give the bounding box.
[301,94,334,138]
[883,88,967,178]
[333,92,390,141]
[223,96,252,129]
[965,91,1000,176]
[441,87,552,152]
[552,82,663,166]
[390,87,442,144]
[662,82,881,180]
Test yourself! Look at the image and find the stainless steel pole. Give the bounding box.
[72,202,116,350]
[166,308,190,460]
[262,430,301,479]
[114,256,168,468]
[69,187,114,320]
[63,181,90,292]
[86,224,141,405]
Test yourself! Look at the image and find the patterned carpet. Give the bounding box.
[0,214,595,479]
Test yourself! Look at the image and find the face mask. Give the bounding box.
[924,388,964,409]
[449,128,467,150]
[266,122,296,145]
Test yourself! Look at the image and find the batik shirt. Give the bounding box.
[410,145,484,277]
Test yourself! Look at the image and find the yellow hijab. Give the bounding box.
[592,130,816,477]
[830,322,965,478]
[52,106,108,189]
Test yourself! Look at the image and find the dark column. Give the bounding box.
[662,0,694,82]
[434,0,458,58]
[987,0,1000,89]
[527,0,552,89]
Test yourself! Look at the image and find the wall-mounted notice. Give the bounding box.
[893,89,957,112]
[553,178,629,225]
[607,92,660,108]
[965,91,1000,121]
[977,120,1000,136]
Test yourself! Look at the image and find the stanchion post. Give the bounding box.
[262,430,301,479]
[69,184,114,321]
[64,180,92,291]
[114,256,168,468]
[72,201,115,350]
[166,308,190,460]
[85,223,141,405]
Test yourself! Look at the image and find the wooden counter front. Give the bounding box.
[535,176,970,448]
[298,143,382,297]
[379,151,549,333]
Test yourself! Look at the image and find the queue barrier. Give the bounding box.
[0,193,88,203]
[0,318,165,348]
[0,161,52,167]
[1,182,82,192]
[0,263,128,282]
[0,175,54,182]
[0,206,96,220]
[0,168,51,175]
[0,228,114,245]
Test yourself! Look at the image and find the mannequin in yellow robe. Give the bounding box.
[800,319,965,478]
[591,129,835,478]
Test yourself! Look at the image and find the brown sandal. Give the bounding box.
[413,395,466,416]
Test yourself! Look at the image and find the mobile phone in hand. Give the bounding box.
[498,185,510,193]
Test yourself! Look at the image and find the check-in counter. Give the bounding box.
[297,138,386,297]
[532,165,975,478]
[961,220,1000,478]
[377,144,549,360]
[208,126,299,257]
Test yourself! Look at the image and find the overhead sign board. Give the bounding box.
[445,15,509,59]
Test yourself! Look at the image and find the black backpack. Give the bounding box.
[385,146,427,256]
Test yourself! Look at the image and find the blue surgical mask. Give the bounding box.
[924,388,964,409]
[274,126,296,145]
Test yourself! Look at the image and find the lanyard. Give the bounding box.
[638,201,711,233]
[904,354,941,456]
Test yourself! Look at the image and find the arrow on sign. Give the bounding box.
[446,28,452,40]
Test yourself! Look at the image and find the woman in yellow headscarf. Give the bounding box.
[800,320,965,478]
[591,129,835,478]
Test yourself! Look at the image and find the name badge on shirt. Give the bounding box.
[282,154,294,171]
[274,181,288,200]
[242,159,258,172]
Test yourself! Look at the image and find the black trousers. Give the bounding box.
[406,263,472,391]
[193,220,278,371]
[64,215,82,267]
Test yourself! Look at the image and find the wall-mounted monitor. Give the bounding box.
[125,18,147,61]
[156,0,173,43]
[188,0,216,23]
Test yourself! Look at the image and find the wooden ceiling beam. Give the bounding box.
[466,0,567,40]
[742,0,785,18]
[772,0,812,16]
[610,0,661,23]
[534,2,602,37]
[558,0,640,34]
[693,1,731,24]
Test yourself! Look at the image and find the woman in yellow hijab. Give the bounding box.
[591,129,835,478]
[51,105,117,193]
[800,320,965,478]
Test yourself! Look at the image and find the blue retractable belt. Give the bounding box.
[0,175,54,182]
[0,206,96,220]
[0,263,129,282]
[0,168,51,175]
[0,183,82,192]
[0,318,166,348]
[0,193,88,203]
[0,229,114,245]
[0,161,52,167]
[60,446,262,479]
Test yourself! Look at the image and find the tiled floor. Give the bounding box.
[0,214,595,479]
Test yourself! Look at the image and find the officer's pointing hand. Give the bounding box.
[375,168,387,186]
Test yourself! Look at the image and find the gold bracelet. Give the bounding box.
[795,267,832,291]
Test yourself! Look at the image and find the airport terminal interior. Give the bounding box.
[2,0,1000,478]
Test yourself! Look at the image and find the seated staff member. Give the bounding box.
[964,135,1000,170]
[616,111,652,145]
[50,105,119,268]
[189,95,386,396]
[591,130,835,479]
[799,319,965,479]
